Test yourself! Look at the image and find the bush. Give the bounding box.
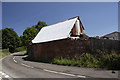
[9,45,15,53]
[52,53,120,70]
[14,46,26,52]
[52,53,98,67]
[99,52,120,70]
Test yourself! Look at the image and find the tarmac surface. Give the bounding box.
[0,52,119,80]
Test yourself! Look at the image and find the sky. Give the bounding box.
[2,2,118,37]
[118,1,120,32]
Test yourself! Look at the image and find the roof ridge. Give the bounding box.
[43,16,79,28]
[101,31,120,37]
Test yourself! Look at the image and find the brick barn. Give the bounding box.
[28,16,90,59]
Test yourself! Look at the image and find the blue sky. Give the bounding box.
[2,2,118,37]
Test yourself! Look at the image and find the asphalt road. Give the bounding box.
[1,52,119,80]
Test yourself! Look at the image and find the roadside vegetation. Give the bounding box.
[52,52,120,70]
[26,51,120,70]
[14,46,27,52]
[1,20,120,70]
[0,21,47,57]
[0,49,10,58]
[0,46,27,59]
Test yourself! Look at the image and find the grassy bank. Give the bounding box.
[0,46,26,59]
[27,51,120,70]
[52,52,120,70]
[14,46,26,52]
[0,49,10,58]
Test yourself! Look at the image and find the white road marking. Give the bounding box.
[43,69,86,78]
[13,57,17,63]
[44,69,58,73]
[77,75,86,78]
[13,57,15,60]
[21,63,34,68]
[4,75,10,78]
[1,72,5,75]
[13,59,17,63]
[20,63,86,78]
[1,53,86,78]
[59,72,76,77]
[0,71,11,78]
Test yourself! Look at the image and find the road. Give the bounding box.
[0,52,119,80]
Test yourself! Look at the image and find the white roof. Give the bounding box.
[32,18,77,43]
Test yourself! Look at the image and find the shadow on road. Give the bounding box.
[22,56,54,64]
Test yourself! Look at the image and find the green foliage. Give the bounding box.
[1,20,47,54]
[53,54,99,68]
[21,21,47,47]
[21,26,38,47]
[9,45,15,53]
[2,20,47,53]
[35,21,47,31]
[99,52,120,70]
[0,49,10,58]
[52,52,120,70]
[14,46,26,52]
[2,28,21,50]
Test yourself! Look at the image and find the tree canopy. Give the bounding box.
[21,21,47,47]
[2,20,47,52]
[35,21,47,31]
[21,26,38,47]
[2,28,21,52]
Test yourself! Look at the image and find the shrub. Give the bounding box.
[53,57,73,66]
[52,52,120,70]
[9,45,15,53]
[99,52,120,70]
[14,46,26,52]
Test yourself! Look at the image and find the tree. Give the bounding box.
[35,21,47,31]
[21,26,38,47]
[2,28,21,52]
[21,21,47,47]
[9,45,15,53]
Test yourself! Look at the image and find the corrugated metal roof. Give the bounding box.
[32,18,77,43]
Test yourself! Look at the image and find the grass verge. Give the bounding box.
[0,46,27,59]
[25,51,120,70]
[14,46,26,52]
[52,52,120,70]
[0,49,10,59]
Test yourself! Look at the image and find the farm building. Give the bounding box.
[32,16,85,44]
[101,31,120,40]
[28,16,90,59]
[28,16,120,60]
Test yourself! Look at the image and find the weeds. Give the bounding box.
[52,52,120,70]
[0,49,10,58]
[14,46,26,52]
